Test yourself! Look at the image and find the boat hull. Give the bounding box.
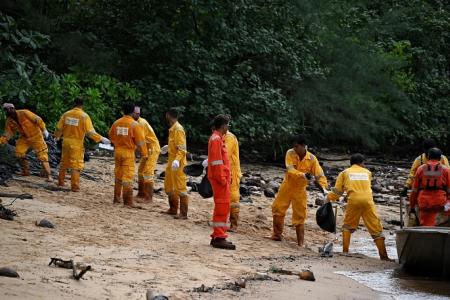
[396,227,450,278]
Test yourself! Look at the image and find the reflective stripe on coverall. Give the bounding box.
[2,109,48,161]
[54,107,102,170]
[164,121,187,196]
[109,115,147,186]
[409,161,450,226]
[208,130,231,239]
[224,131,242,215]
[272,149,327,226]
[405,153,449,188]
[137,117,161,184]
[327,165,384,239]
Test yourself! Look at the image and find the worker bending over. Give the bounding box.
[0,103,52,181]
[271,135,328,247]
[327,153,393,261]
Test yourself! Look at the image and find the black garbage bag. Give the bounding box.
[198,170,213,198]
[184,163,204,177]
[316,202,336,233]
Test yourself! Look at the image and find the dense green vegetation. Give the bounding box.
[1,0,449,154]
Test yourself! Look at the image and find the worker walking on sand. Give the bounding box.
[0,102,52,181]
[401,138,449,197]
[161,108,188,219]
[270,135,328,247]
[409,148,450,226]
[54,97,110,192]
[132,106,160,203]
[327,153,393,261]
[224,127,242,232]
[109,103,147,208]
[208,115,235,250]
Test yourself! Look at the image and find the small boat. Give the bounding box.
[396,226,450,278]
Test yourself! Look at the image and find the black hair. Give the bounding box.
[422,138,437,152]
[293,135,307,146]
[122,102,135,115]
[167,108,179,119]
[213,114,230,130]
[428,148,442,160]
[74,96,84,107]
[350,153,365,165]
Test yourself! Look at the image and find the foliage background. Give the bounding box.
[1,0,449,156]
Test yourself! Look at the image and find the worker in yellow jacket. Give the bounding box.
[0,103,52,181]
[109,103,147,208]
[132,106,161,203]
[327,153,393,261]
[161,108,188,219]
[401,138,449,196]
[271,135,328,246]
[54,97,110,192]
[224,130,242,232]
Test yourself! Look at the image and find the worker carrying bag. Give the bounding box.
[316,202,336,233]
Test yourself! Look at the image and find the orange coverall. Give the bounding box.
[405,153,449,188]
[410,161,450,226]
[208,130,231,239]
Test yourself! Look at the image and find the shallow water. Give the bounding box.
[336,233,450,300]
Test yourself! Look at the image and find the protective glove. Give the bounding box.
[172,159,180,171]
[160,145,169,155]
[101,137,111,144]
[400,187,408,197]
[43,129,50,140]
[202,159,208,168]
[444,202,450,212]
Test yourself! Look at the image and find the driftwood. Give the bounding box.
[0,192,33,199]
[49,258,91,280]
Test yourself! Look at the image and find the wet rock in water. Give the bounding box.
[299,270,315,281]
[240,185,252,196]
[372,184,382,193]
[36,218,55,228]
[0,267,19,278]
[267,181,280,192]
[264,188,276,198]
[146,289,169,300]
[245,178,263,187]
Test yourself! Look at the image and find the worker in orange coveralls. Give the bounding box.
[208,114,235,250]
[409,148,450,226]
[109,103,147,208]
[54,97,110,192]
[0,102,52,181]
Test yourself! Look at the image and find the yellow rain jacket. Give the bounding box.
[224,131,242,213]
[272,149,327,226]
[109,115,147,186]
[137,117,161,183]
[164,121,187,197]
[54,107,102,170]
[327,164,383,239]
[1,109,48,161]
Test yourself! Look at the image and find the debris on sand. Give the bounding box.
[0,267,20,278]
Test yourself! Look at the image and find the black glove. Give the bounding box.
[400,187,408,197]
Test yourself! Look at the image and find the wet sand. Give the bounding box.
[1,157,399,299]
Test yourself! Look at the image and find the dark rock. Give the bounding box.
[0,267,19,278]
[267,181,280,192]
[36,218,55,228]
[240,185,251,196]
[299,270,315,281]
[184,163,204,177]
[264,188,276,198]
[159,171,165,179]
[372,185,382,193]
[146,289,169,300]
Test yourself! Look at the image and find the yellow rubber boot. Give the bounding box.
[113,180,122,204]
[19,158,30,176]
[71,170,80,192]
[229,211,239,232]
[296,224,305,247]
[42,161,52,182]
[136,179,145,198]
[375,237,394,261]
[58,169,66,186]
[270,215,284,241]
[174,195,188,219]
[343,230,351,253]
